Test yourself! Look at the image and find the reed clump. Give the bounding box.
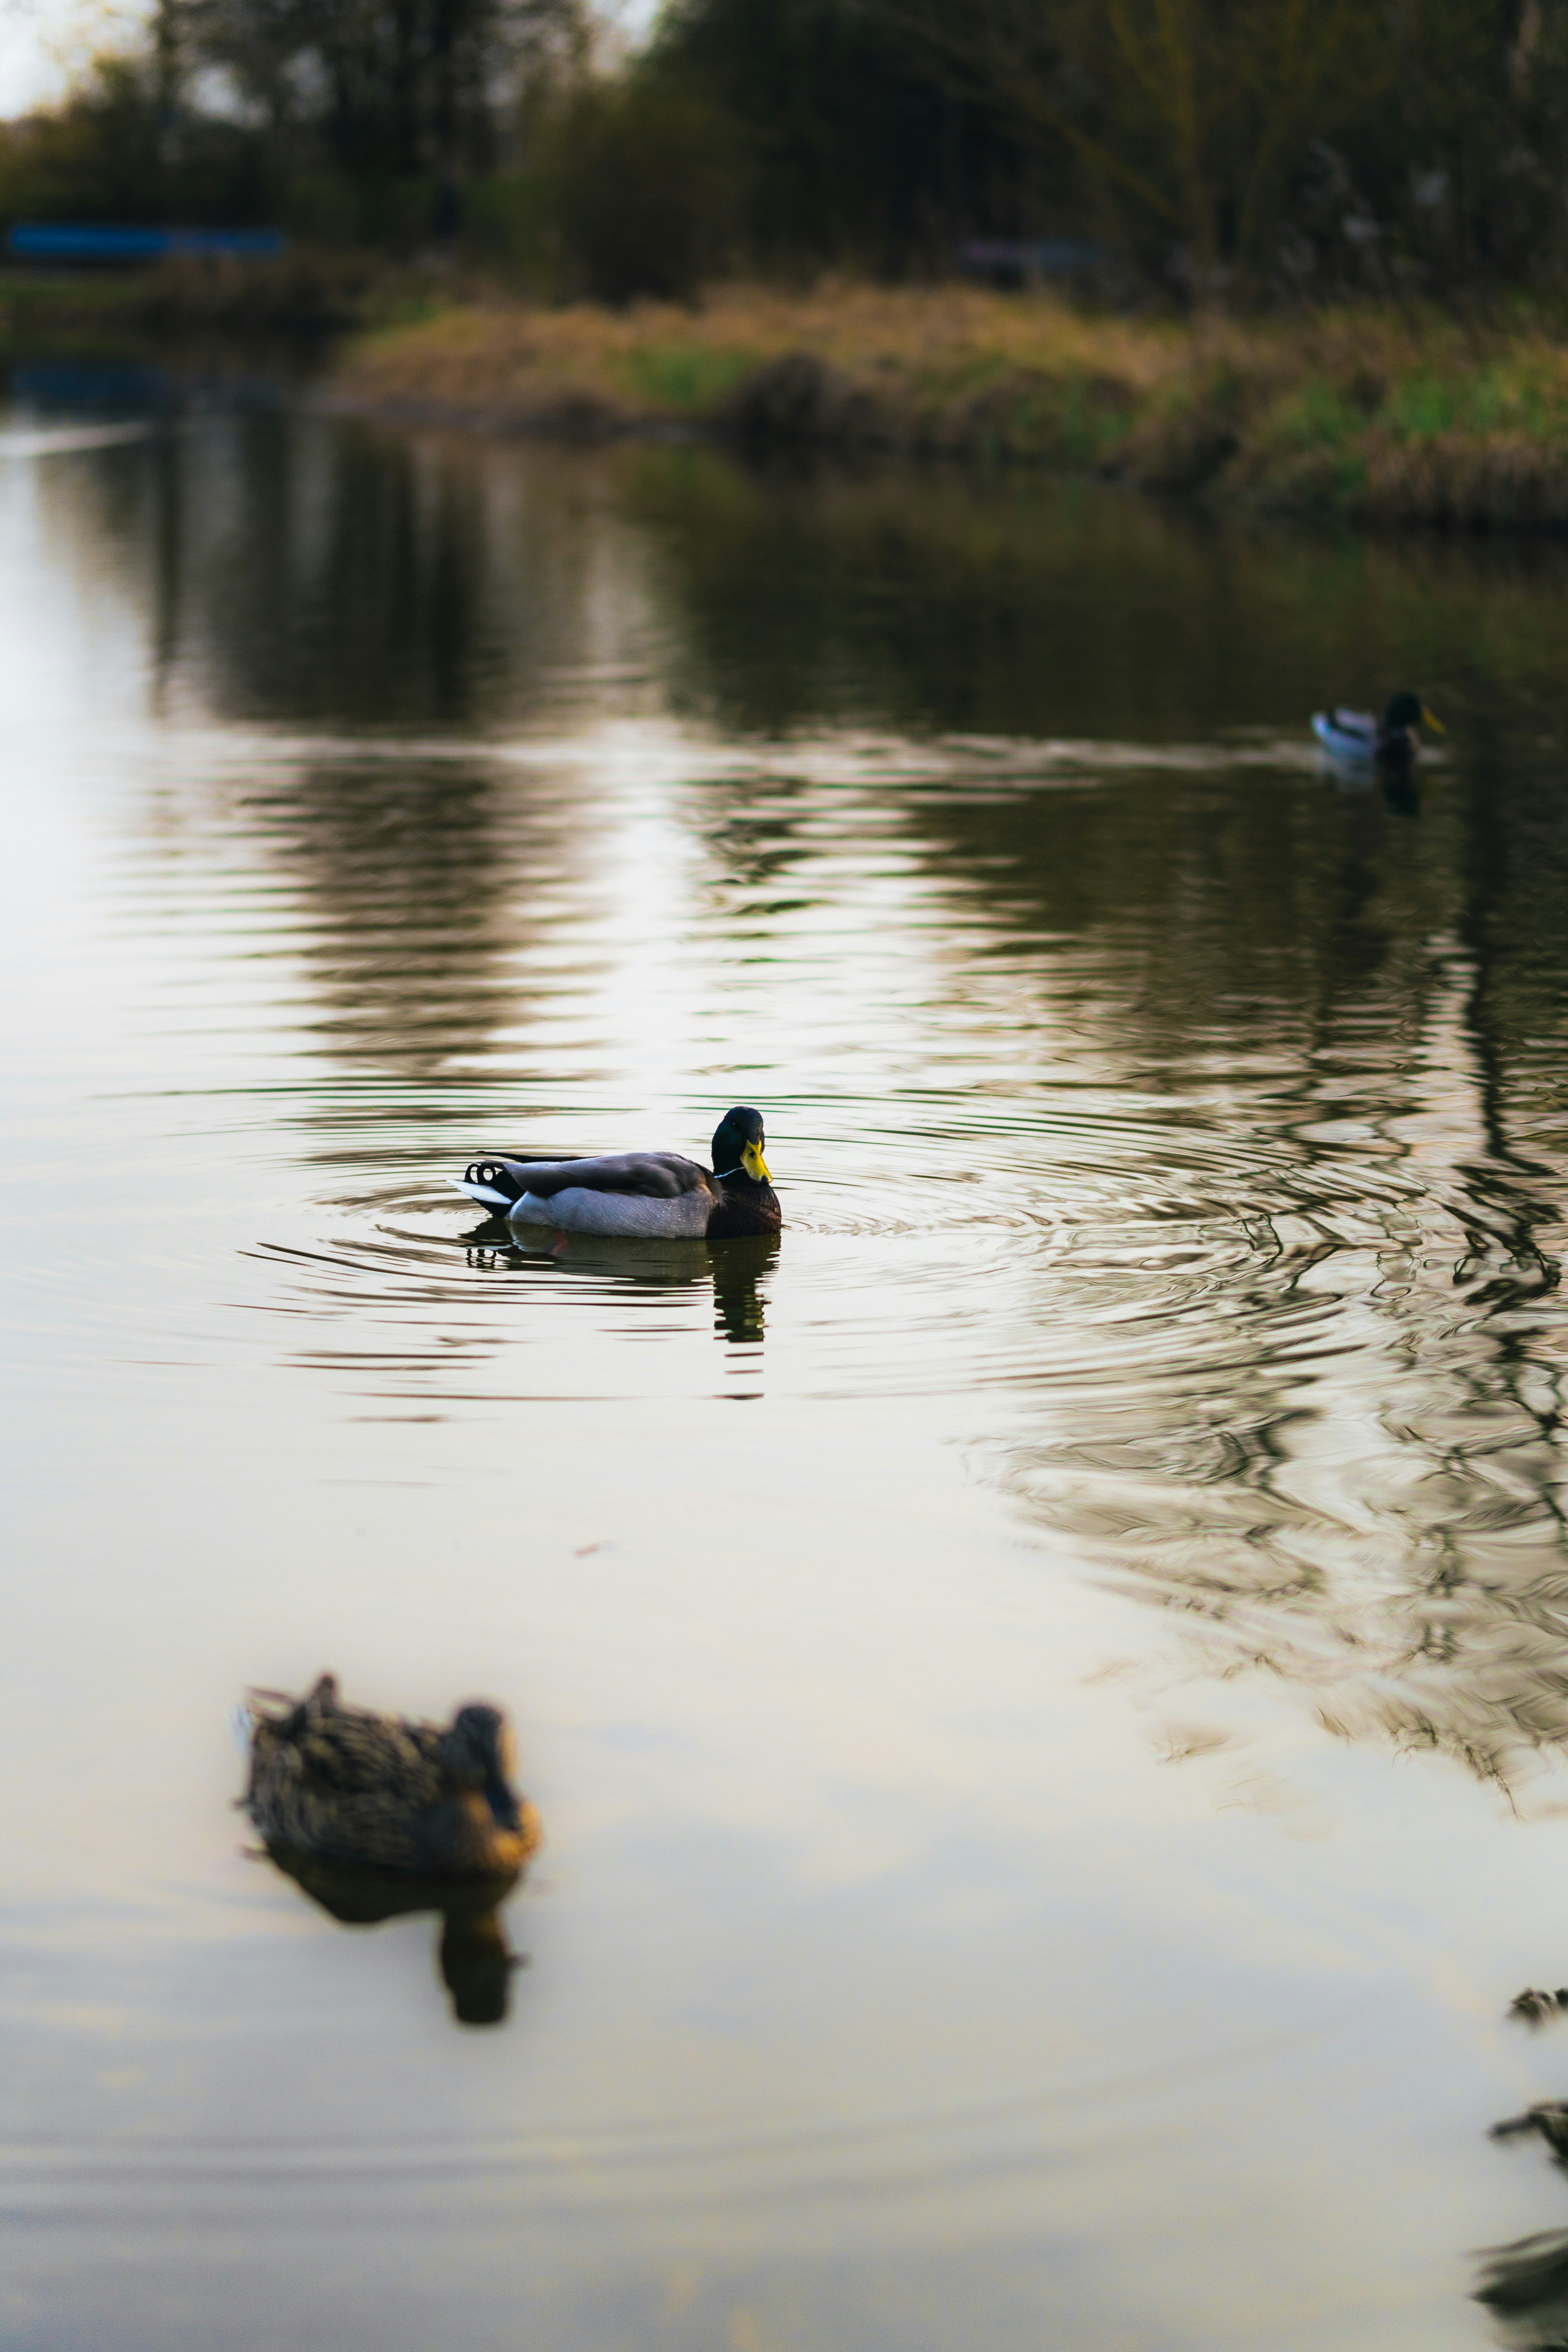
[333,285,1568,531]
[331,282,1183,445]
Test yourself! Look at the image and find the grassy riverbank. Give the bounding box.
[333,284,1568,529]
[0,254,435,367]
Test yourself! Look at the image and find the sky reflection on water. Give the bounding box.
[7,406,1568,2348]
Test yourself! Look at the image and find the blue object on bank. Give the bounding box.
[957,238,1103,278]
[6,224,286,261]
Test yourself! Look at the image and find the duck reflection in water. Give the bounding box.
[261,1844,525,2025]
[1322,757,1422,819]
[464,1222,779,1348]
[242,1675,541,2028]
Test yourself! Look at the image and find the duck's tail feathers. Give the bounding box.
[241,1674,339,1743]
[1313,709,1375,750]
[451,1160,524,1213]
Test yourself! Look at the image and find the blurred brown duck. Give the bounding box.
[244,1674,541,1880]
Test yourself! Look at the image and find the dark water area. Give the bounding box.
[8,392,1568,2350]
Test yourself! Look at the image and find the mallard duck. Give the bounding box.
[244,1675,541,1880]
[1312,691,1443,770]
[451,1104,781,1239]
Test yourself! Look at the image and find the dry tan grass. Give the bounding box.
[336,281,1188,422]
[332,281,1568,526]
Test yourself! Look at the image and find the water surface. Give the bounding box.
[7,400,1568,2349]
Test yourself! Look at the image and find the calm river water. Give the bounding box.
[8,389,1568,2352]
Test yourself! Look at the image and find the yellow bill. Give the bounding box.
[743,1141,771,1182]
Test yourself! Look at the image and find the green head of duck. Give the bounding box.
[1383,692,1443,737]
[711,1105,771,1185]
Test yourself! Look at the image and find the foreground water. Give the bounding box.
[8,395,1568,2350]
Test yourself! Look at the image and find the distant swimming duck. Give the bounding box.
[1312,691,1443,770]
[451,1105,782,1239]
[244,1675,541,1880]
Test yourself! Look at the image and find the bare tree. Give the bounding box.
[184,0,587,178]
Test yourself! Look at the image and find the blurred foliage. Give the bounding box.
[0,0,590,262]
[186,0,585,182]
[866,0,1568,295]
[0,51,273,227]
[532,77,746,300]
[645,0,1069,274]
[7,0,1568,301]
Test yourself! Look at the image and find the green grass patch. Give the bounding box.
[362,292,448,334]
[1049,380,1132,464]
[614,342,751,411]
[1264,378,1366,452]
[1383,372,1461,440]
[0,271,147,314]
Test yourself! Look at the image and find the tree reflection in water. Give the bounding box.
[40,411,1568,1788]
[1482,2092,1568,2347]
[26,386,1568,2352]
[877,724,1568,1795]
[603,455,1568,1791]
